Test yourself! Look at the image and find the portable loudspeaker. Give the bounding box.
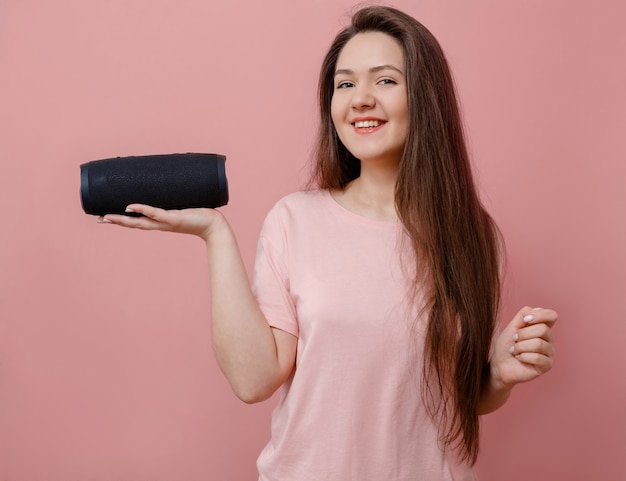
[80,153,228,215]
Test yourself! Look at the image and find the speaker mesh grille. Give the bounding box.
[80,153,227,215]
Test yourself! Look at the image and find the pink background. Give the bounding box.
[1,0,624,479]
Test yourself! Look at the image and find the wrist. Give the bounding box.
[202,211,235,247]
[199,210,228,242]
[478,362,515,414]
[488,361,516,395]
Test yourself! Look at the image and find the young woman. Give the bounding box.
[99,6,557,480]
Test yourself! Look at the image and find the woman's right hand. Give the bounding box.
[98,204,225,241]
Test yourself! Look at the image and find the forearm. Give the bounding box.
[205,216,293,403]
[99,205,294,401]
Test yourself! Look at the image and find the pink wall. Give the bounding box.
[1,1,624,479]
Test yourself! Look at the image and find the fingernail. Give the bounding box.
[515,354,521,360]
[125,207,135,213]
[532,307,543,311]
[523,314,534,323]
[97,217,112,224]
[509,345,515,354]
[513,333,519,342]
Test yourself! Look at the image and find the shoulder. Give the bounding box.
[273,189,329,209]
[267,190,330,219]
[260,190,330,236]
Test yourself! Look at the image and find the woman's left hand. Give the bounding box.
[489,306,558,391]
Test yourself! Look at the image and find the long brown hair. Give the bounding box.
[311,6,501,464]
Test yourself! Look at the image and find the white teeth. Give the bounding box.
[354,120,381,128]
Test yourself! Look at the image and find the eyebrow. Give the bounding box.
[334,64,405,77]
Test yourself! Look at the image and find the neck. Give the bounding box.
[334,163,399,221]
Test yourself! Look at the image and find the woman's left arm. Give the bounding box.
[478,307,558,415]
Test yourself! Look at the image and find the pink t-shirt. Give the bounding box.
[252,190,477,481]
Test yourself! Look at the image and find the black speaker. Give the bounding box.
[80,153,228,215]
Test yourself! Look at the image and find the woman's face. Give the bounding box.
[331,31,409,167]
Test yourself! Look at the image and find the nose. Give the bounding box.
[350,84,375,110]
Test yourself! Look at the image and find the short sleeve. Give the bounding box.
[252,204,299,337]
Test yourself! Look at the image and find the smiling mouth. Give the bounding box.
[353,120,384,128]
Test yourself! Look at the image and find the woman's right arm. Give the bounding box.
[100,204,297,403]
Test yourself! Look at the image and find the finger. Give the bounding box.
[506,306,558,330]
[510,338,554,358]
[124,204,170,220]
[514,352,554,372]
[125,204,195,232]
[99,210,171,230]
[522,308,558,328]
[516,323,554,343]
[102,215,166,230]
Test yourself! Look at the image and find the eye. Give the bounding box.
[378,78,398,85]
[335,80,354,89]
